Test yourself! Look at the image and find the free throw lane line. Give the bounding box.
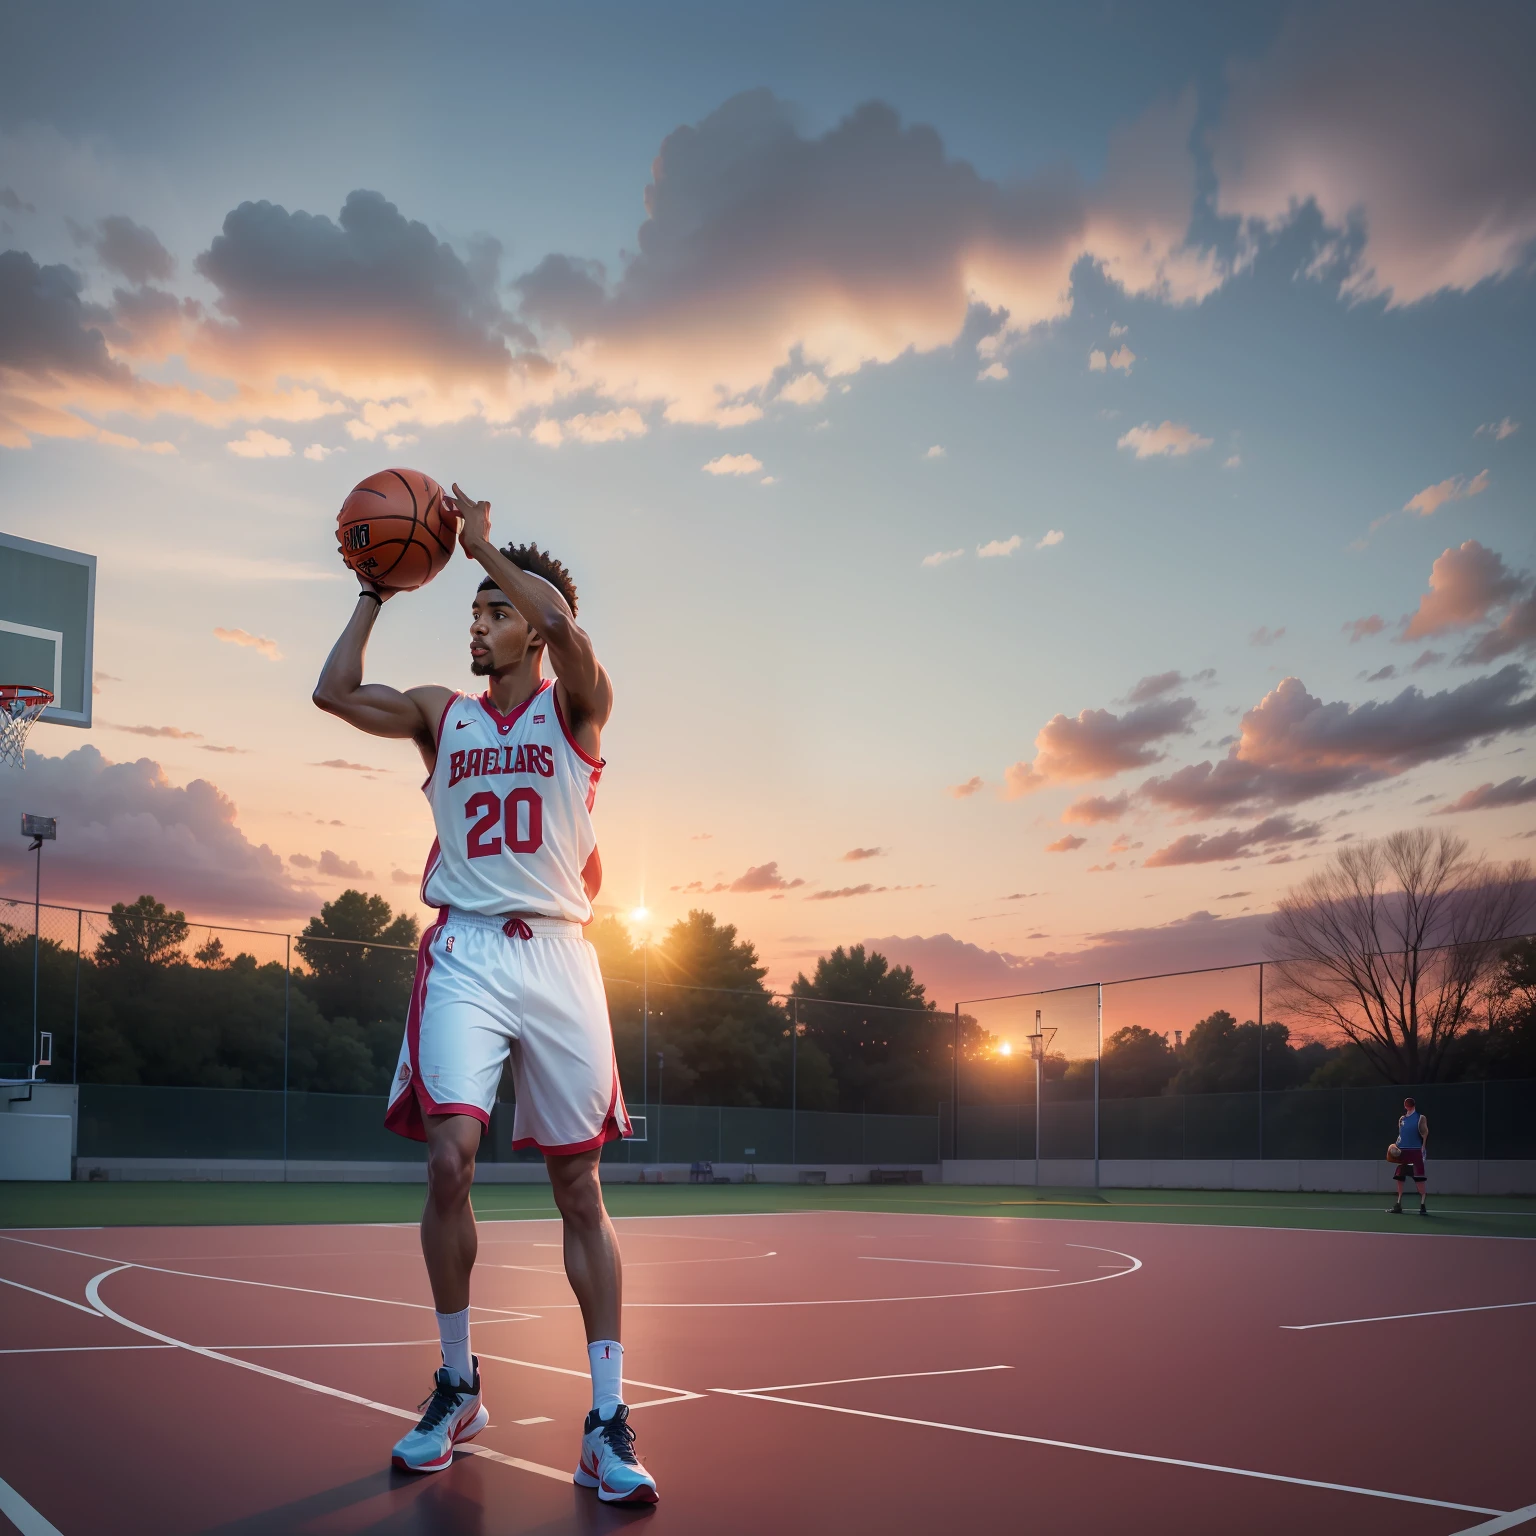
[859,1257,1059,1273]
[739,1365,1012,1393]
[1450,1503,1536,1534]
[83,1268,570,1485]
[712,1390,1503,1517]
[0,1273,105,1317]
[0,1472,63,1536]
[1283,1299,1536,1330]
[475,1351,705,1412]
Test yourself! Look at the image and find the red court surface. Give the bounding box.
[1,1210,1531,1535]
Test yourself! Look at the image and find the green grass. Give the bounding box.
[1,1180,1532,1238]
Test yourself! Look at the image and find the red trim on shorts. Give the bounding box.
[384,911,448,1143]
[417,1096,491,1131]
[553,684,604,771]
[479,679,550,733]
[511,1059,631,1155]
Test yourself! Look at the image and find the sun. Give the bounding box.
[998,1041,1013,1057]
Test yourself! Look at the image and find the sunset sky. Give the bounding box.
[1,0,1533,1003]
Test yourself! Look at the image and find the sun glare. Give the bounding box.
[999,1041,1013,1057]
[630,906,649,923]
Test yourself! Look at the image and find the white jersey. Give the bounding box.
[420,681,603,922]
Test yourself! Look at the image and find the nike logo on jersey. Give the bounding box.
[455,720,470,729]
[447,742,555,787]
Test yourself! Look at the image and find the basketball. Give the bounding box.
[335,468,456,592]
[1386,1143,1402,1163]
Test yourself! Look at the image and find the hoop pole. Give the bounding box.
[72,907,81,1085]
[31,836,42,1079]
[951,1005,959,1161]
[791,997,798,1167]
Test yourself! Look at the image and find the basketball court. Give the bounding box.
[1,1205,1531,1534]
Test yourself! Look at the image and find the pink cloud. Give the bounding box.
[1343,615,1385,643]
[1004,696,1197,797]
[948,776,985,798]
[1459,591,1536,666]
[1404,470,1490,517]
[729,861,804,892]
[1116,421,1212,458]
[1401,541,1524,641]
[1140,668,1536,818]
[1143,814,1321,867]
[1045,834,1087,853]
[1062,793,1131,825]
[1432,777,1536,815]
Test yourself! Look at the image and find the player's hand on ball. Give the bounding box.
[448,484,492,553]
[358,575,395,603]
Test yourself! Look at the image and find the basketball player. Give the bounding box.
[312,484,656,1503]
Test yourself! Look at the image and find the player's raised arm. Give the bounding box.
[312,581,452,758]
[448,483,613,730]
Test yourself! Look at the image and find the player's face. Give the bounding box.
[469,589,538,674]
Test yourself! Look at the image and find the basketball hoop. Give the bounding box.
[0,685,52,769]
[1027,1026,1058,1063]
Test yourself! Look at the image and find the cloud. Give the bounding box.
[529,407,646,446]
[1224,454,1242,469]
[1108,345,1135,372]
[1411,650,1445,672]
[1036,529,1064,549]
[1404,469,1490,517]
[213,627,282,661]
[391,867,416,884]
[313,758,383,772]
[841,847,885,862]
[703,453,763,476]
[1250,626,1285,647]
[777,372,827,405]
[948,776,985,798]
[315,848,373,880]
[924,444,945,459]
[1062,792,1131,825]
[302,443,340,460]
[1140,667,1536,818]
[1476,418,1519,440]
[0,745,310,917]
[1117,420,1212,458]
[226,428,292,458]
[978,362,1009,382]
[1364,666,1397,683]
[513,88,1217,425]
[729,861,804,892]
[923,548,965,567]
[976,535,1022,559]
[1433,776,1536,815]
[89,215,175,285]
[1144,813,1321,867]
[1401,541,1524,640]
[1344,615,1385,643]
[1126,671,1183,704]
[1088,349,1107,372]
[807,884,884,900]
[1045,834,1088,853]
[105,723,202,740]
[1209,6,1536,306]
[1459,591,1536,666]
[1004,694,1197,796]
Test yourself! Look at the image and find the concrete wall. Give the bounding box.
[941,1158,1536,1195]
[74,1158,942,1185]
[0,1114,73,1180]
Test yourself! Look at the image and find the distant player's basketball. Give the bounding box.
[336,468,455,591]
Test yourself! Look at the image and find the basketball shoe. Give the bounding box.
[573,1404,659,1503]
[391,1360,488,1473]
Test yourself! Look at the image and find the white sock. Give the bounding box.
[436,1307,472,1386]
[588,1339,623,1419]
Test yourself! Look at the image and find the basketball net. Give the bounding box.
[0,685,52,769]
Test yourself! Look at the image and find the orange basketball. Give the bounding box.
[335,468,456,592]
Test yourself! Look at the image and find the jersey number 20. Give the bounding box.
[465,789,543,858]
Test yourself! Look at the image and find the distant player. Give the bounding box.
[1389,1096,1429,1217]
[313,484,657,1503]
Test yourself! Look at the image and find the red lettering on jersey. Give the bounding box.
[512,743,527,774]
[448,749,466,787]
[538,744,554,777]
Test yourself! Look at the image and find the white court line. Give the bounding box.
[0,1233,538,1321]
[1450,1502,1536,1534]
[0,1344,172,1355]
[1283,1300,1536,1331]
[740,1364,1012,1393]
[514,1416,553,1426]
[0,1471,63,1536]
[0,1273,105,1316]
[859,1257,1059,1274]
[496,1249,777,1275]
[475,1351,705,1412]
[83,1267,572,1486]
[713,1389,1504,1517]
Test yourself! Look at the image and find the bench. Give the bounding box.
[869,1168,924,1185]
[688,1161,713,1184]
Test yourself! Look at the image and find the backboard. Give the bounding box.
[0,532,96,728]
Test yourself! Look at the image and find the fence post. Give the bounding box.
[72,907,82,1085]
[951,1004,959,1161]
[791,997,798,1167]
[282,934,291,1179]
[1257,961,1264,1161]
[717,1105,722,1165]
[1095,983,1102,1189]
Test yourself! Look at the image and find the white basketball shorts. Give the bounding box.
[384,909,630,1155]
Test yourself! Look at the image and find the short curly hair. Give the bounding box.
[478,542,578,614]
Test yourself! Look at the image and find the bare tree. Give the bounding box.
[1266,830,1533,1082]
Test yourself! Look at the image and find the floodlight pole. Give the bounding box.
[951,1004,960,1161]
[1094,983,1102,1190]
[791,997,799,1166]
[640,940,649,1129]
[282,934,291,1179]
[1257,961,1264,1162]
